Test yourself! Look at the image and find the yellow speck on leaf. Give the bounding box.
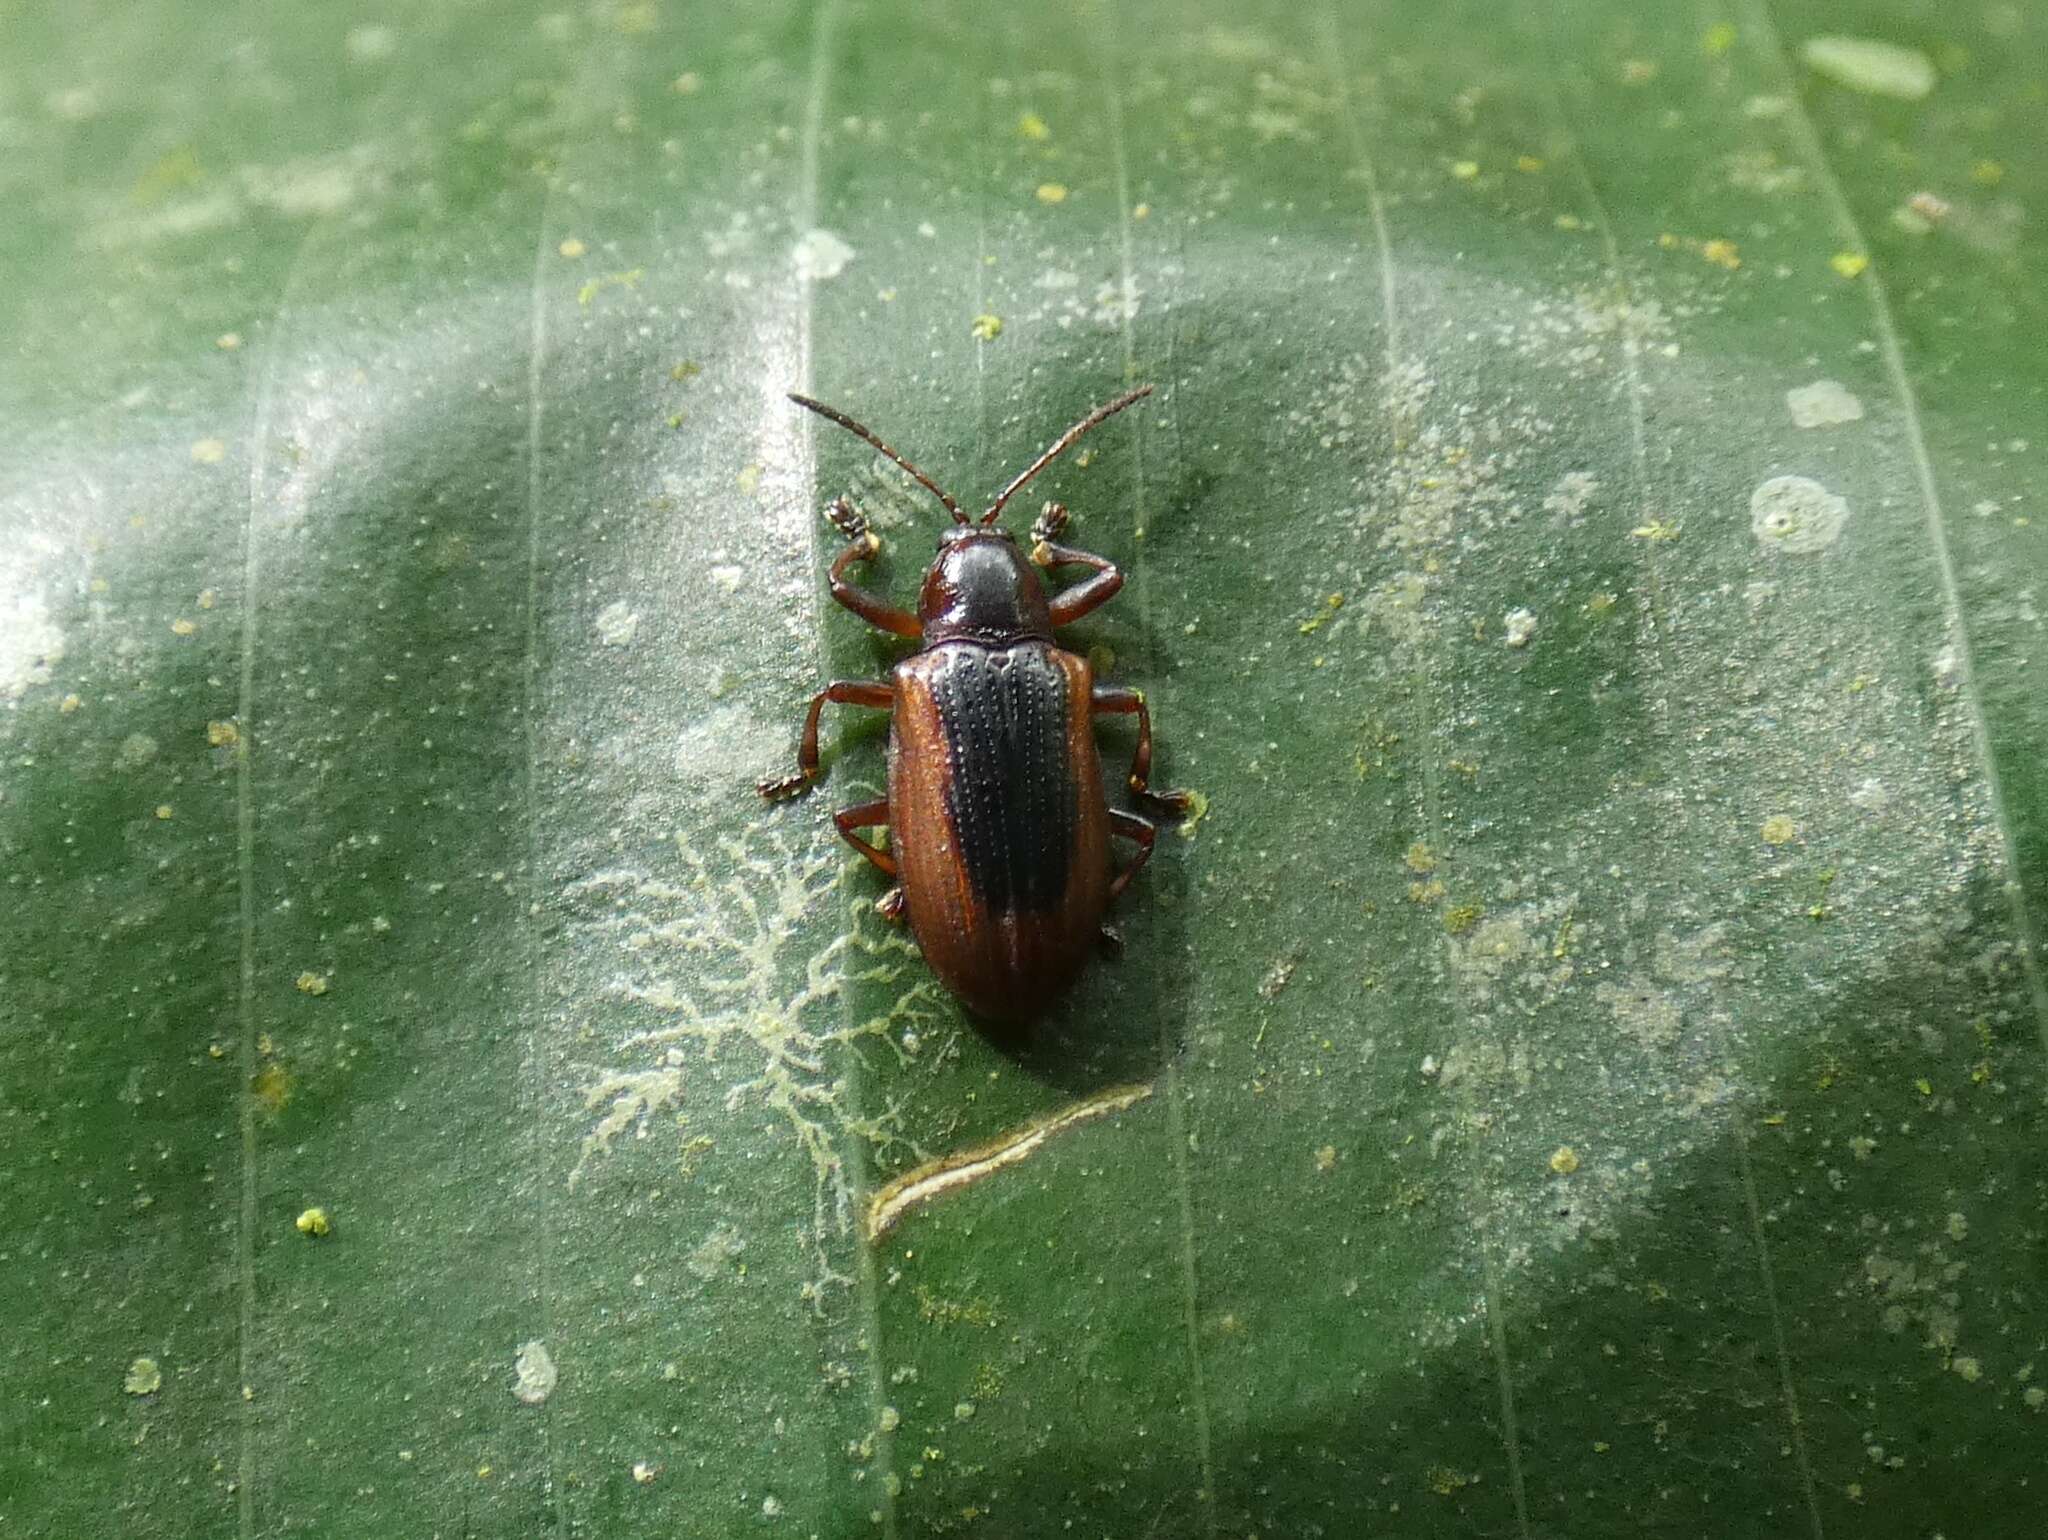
[1555,213,1583,230]
[1174,788,1210,840]
[1314,1145,1337,1173]
[1132,202,1150,219]
[197,588,218,609]
[1017,111,1050,141]
[251,1062,293,1114]
[170,617,197,636]
[1830,250,1870,279]
[1762,1110,1788,1126]
[154,804,174,820]
[1035,182,1068,204]
[669,359,702,381]
[207,721,238,747]
[1971,159,2005,186]
[558,237,587,259]
[216,333,241,351]
[1403,841,1436,874]
[1701,238,1742,270]
[1549,1146,1581,1176]
[737,462,763,495]
[1630,518,1682,541]
[1760,814,1797,845]
[190,438,227,464]
[1516,155,1544,173]
[1427,1466,1474,1495]
[969,313,1003,341]
[577,267,643,305]
[1703,23,1738,55]
[124,1358,162,1396]
[1443,903,1482,936]
[1450,159,1480,180]
[1915,1077,1933,1096]
[295,971,329,996]
[295,1206,332,1238]
[671,71,701,94]
[59,693,81,714]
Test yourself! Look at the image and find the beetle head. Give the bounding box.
[919,529,1052,645]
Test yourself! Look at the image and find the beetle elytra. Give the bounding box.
[760,386,1194,1022]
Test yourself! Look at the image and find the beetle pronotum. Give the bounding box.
[760,386,1194,1022]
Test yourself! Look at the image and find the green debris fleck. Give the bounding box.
[295,1206,332,1238]
[969,313,1003,341]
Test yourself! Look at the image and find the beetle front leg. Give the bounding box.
[1029,502,1125,625]
[824,497,921,638]
[1092,685,1196,819]
[757,680,893,800]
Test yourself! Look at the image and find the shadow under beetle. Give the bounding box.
[760,385,1195,1023]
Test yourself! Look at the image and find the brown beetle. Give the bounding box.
[760,386,1194,1022]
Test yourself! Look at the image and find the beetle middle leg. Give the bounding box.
[1107,808,1158,901]
[757,679,893,800]
[1092,685,1196,820]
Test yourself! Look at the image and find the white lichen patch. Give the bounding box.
[512,1340,558,1405]
[565,823,945,1295]
[1786,379,1865,429]
[685,1223,747,1280]
[1800,36,1937,101]
[792,228,855,282]
[594,600,640,647]
[1751,475,1849,554]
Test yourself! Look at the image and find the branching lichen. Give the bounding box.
[565,822,950,1294]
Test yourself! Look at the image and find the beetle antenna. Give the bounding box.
[788,393,969,525]
[981,385,1154,525]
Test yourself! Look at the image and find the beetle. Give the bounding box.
[758,385,1194,1023]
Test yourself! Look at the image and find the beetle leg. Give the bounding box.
[1092,686,1197,819]
[824,497,921,638]
[1030,506,1125,626]
[832,796,898,876]
[1106,808,1157,900]
[875,886,908,925]
[757,680,893,800]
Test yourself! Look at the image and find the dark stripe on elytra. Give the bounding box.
[929,645,1077,915]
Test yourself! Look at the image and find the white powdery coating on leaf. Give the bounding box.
[513,1340,558,1405]
[1799,35,1937,101]
[1751,475,1850,554]
[1,583,64,701]
[1786,379,1865,429]
[792,228,855,281]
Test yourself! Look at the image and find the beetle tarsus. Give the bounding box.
[876,887,907,925]
[1134,784,1197,821]
[757,769,816,802]
[825,495,873,548]
[1097,921,1124,956]
[1024,501,1073,557]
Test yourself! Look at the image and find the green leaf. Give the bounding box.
[4,2,2043,1536]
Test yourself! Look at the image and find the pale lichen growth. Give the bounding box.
[565,823,946,1295]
